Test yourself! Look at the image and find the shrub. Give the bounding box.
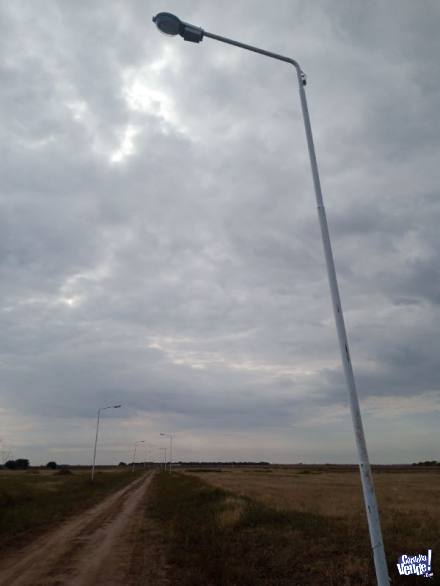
[4,459,29,470]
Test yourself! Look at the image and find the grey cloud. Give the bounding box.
[0,0,439,464]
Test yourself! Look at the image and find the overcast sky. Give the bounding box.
[0,0,439,465]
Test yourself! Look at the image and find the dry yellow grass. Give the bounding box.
[217,495,246,528]
[153,469,439,584]
[186,466,440,578]
[186,467,440,519]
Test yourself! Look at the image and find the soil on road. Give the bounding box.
[0,472,169,586]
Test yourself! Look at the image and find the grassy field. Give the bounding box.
[148,468,439,585]
[0,467,144,550]
[185,465,440,517]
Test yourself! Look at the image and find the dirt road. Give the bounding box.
[0,472,168,586]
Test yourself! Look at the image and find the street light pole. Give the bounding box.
[132,440,145,472]
[91,404,121,481]
[159,447,167,470]
[145,443,157,469]
[160,433,173,473]
[152,13,389,586]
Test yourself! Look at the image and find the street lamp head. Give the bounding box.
[152,12,204,43]
[152,12,180,36]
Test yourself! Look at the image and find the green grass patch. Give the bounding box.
[148,472,381,585]
[0,469,144,549]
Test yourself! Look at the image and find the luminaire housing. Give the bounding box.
[152,12,204,43]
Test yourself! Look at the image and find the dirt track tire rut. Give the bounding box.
[0,472,165,586]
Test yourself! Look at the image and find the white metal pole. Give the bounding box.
[160,433,173,472]
[91,404,121,481]
[132,443,137,473]
[296,68,389,586]
[169,435,173,473]
[91,409,101,481]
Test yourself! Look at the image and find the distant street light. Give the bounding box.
[152,13,389,586]
[160,433,173,473]
[131,440,145,472]
[91,404,121,481]
[144,443,157,469]
[143,445,152,468]
[159,446,167,471]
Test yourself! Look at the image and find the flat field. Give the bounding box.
[186,465,440,519]
[149,466,439,585]
[1,466,438,584]
[0,467,145,550]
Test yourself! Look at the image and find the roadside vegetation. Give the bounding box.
[0,468,144,549]
[148,470,438,585]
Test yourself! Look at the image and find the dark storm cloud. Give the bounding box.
[0,0,439,463]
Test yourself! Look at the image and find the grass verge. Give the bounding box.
[0,468,144,550]
[148,472,438,585]
[148,472,366,585]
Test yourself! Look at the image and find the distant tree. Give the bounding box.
[46,461,57,470]
[4,459,29,470]
[15,459,30,469]
[118,461,127,467]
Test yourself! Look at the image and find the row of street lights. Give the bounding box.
[86,11,390,582]
[91,404,173,479]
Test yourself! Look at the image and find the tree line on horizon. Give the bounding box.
[1,459,438,470]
